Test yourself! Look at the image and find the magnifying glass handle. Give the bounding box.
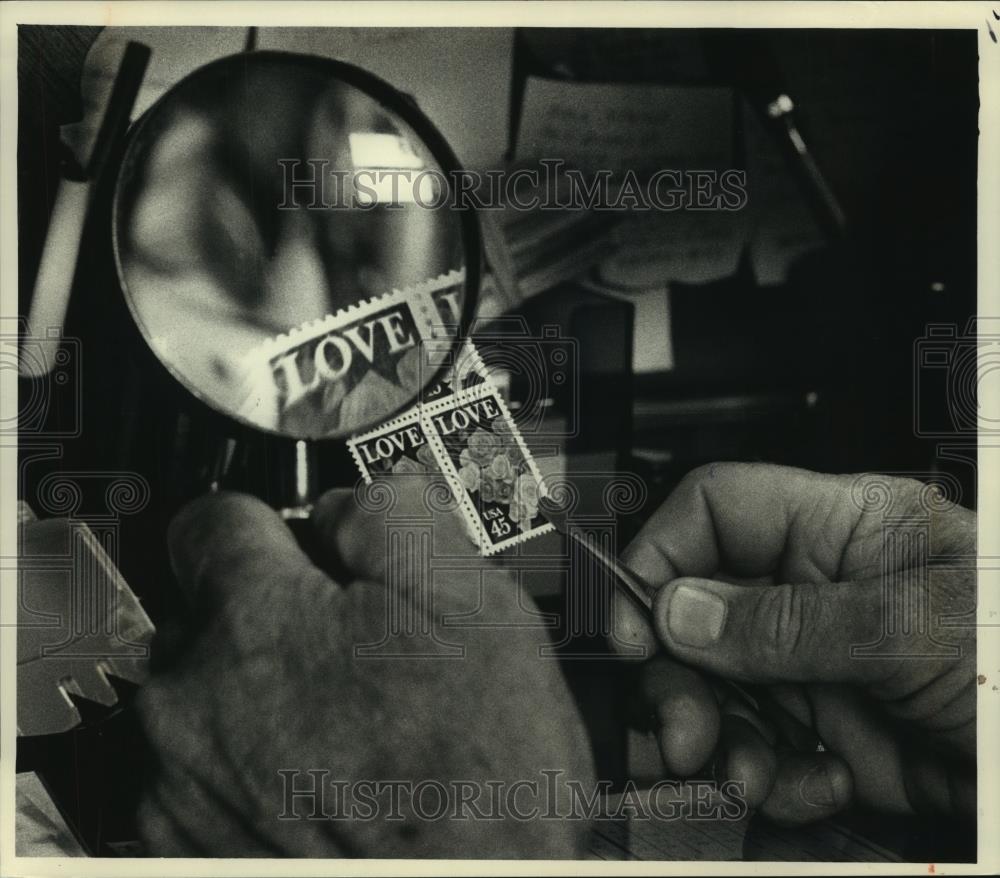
[284,515,325,568]
[275,441,328,565]
[200,431,323,527]
[283,502,356,584]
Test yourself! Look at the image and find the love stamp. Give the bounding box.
[237,270,465,437]
[420,382,553,555]
[419,337,491,404]
[347,380,553,555]
[346,336,491,478]
[347,407,441,480]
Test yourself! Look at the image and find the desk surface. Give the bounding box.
[589,788,903,862]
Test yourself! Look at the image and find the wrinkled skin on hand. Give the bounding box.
[138,477,595,857]
[615,463,977,825]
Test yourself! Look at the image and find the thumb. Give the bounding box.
[652,577,890,686]
[168,491,319,608]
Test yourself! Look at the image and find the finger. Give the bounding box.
[168,490,321,607]
[650,576,891,686]
[765,683,813,727]
[805,683,972,817]
[305,487,359,581]
[138,765,276,856]
[613,492,680,655]
[807,683,914,814]
[898,742,977,818]
[610,586,659,658]
[717,714,778,809]
[719,692,778,746]
[734,684,824,752]
[312,474,482,585]
[615,463,858,651]
[639,656,720,776]
[720,685,821,753]
[138,788,211,856]
[622,463,859,585]
[757,696,823,753]
[758,749,853,825]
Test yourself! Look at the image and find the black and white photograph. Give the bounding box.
[2,2,998,873]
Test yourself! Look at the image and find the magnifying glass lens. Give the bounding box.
[115,52,477,441]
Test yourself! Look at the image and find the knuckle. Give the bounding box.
[750,584,810,669]
[680,461,736,492]
[221,563,329,658]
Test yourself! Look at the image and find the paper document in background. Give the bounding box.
[519,29,710,84]
[516,79,745,286]
[600,210,748,287]
[515,78,733,174]
[593,283,674,374]
[258,27,513,172]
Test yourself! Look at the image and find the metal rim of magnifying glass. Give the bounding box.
[111,49,482,442]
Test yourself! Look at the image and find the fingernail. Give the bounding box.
[800,766,835,808]
[667,584,726,647]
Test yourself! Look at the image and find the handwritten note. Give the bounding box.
[515,78,745,286]
[600,210,748,287]
[515,78,733,174]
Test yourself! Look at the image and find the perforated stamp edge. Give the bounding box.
[240,267,465,368]
[419,382,554,556]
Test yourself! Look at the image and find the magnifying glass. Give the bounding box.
[112,51,480,512]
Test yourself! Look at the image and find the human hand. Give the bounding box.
[137,476,594,857]
[615,463,976,824]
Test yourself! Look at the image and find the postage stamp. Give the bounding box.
[419,338,492,404]
[327,271,552,554]
[421,382,554,555]
[236,269,470,438]
[346,335,492,481]
[345,355,552,555]
[346,407,441,483]
[421,268,466,336]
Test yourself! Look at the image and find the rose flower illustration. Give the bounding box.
[456,427,541,532]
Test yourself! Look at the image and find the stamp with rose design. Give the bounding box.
[421,382,554,555]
